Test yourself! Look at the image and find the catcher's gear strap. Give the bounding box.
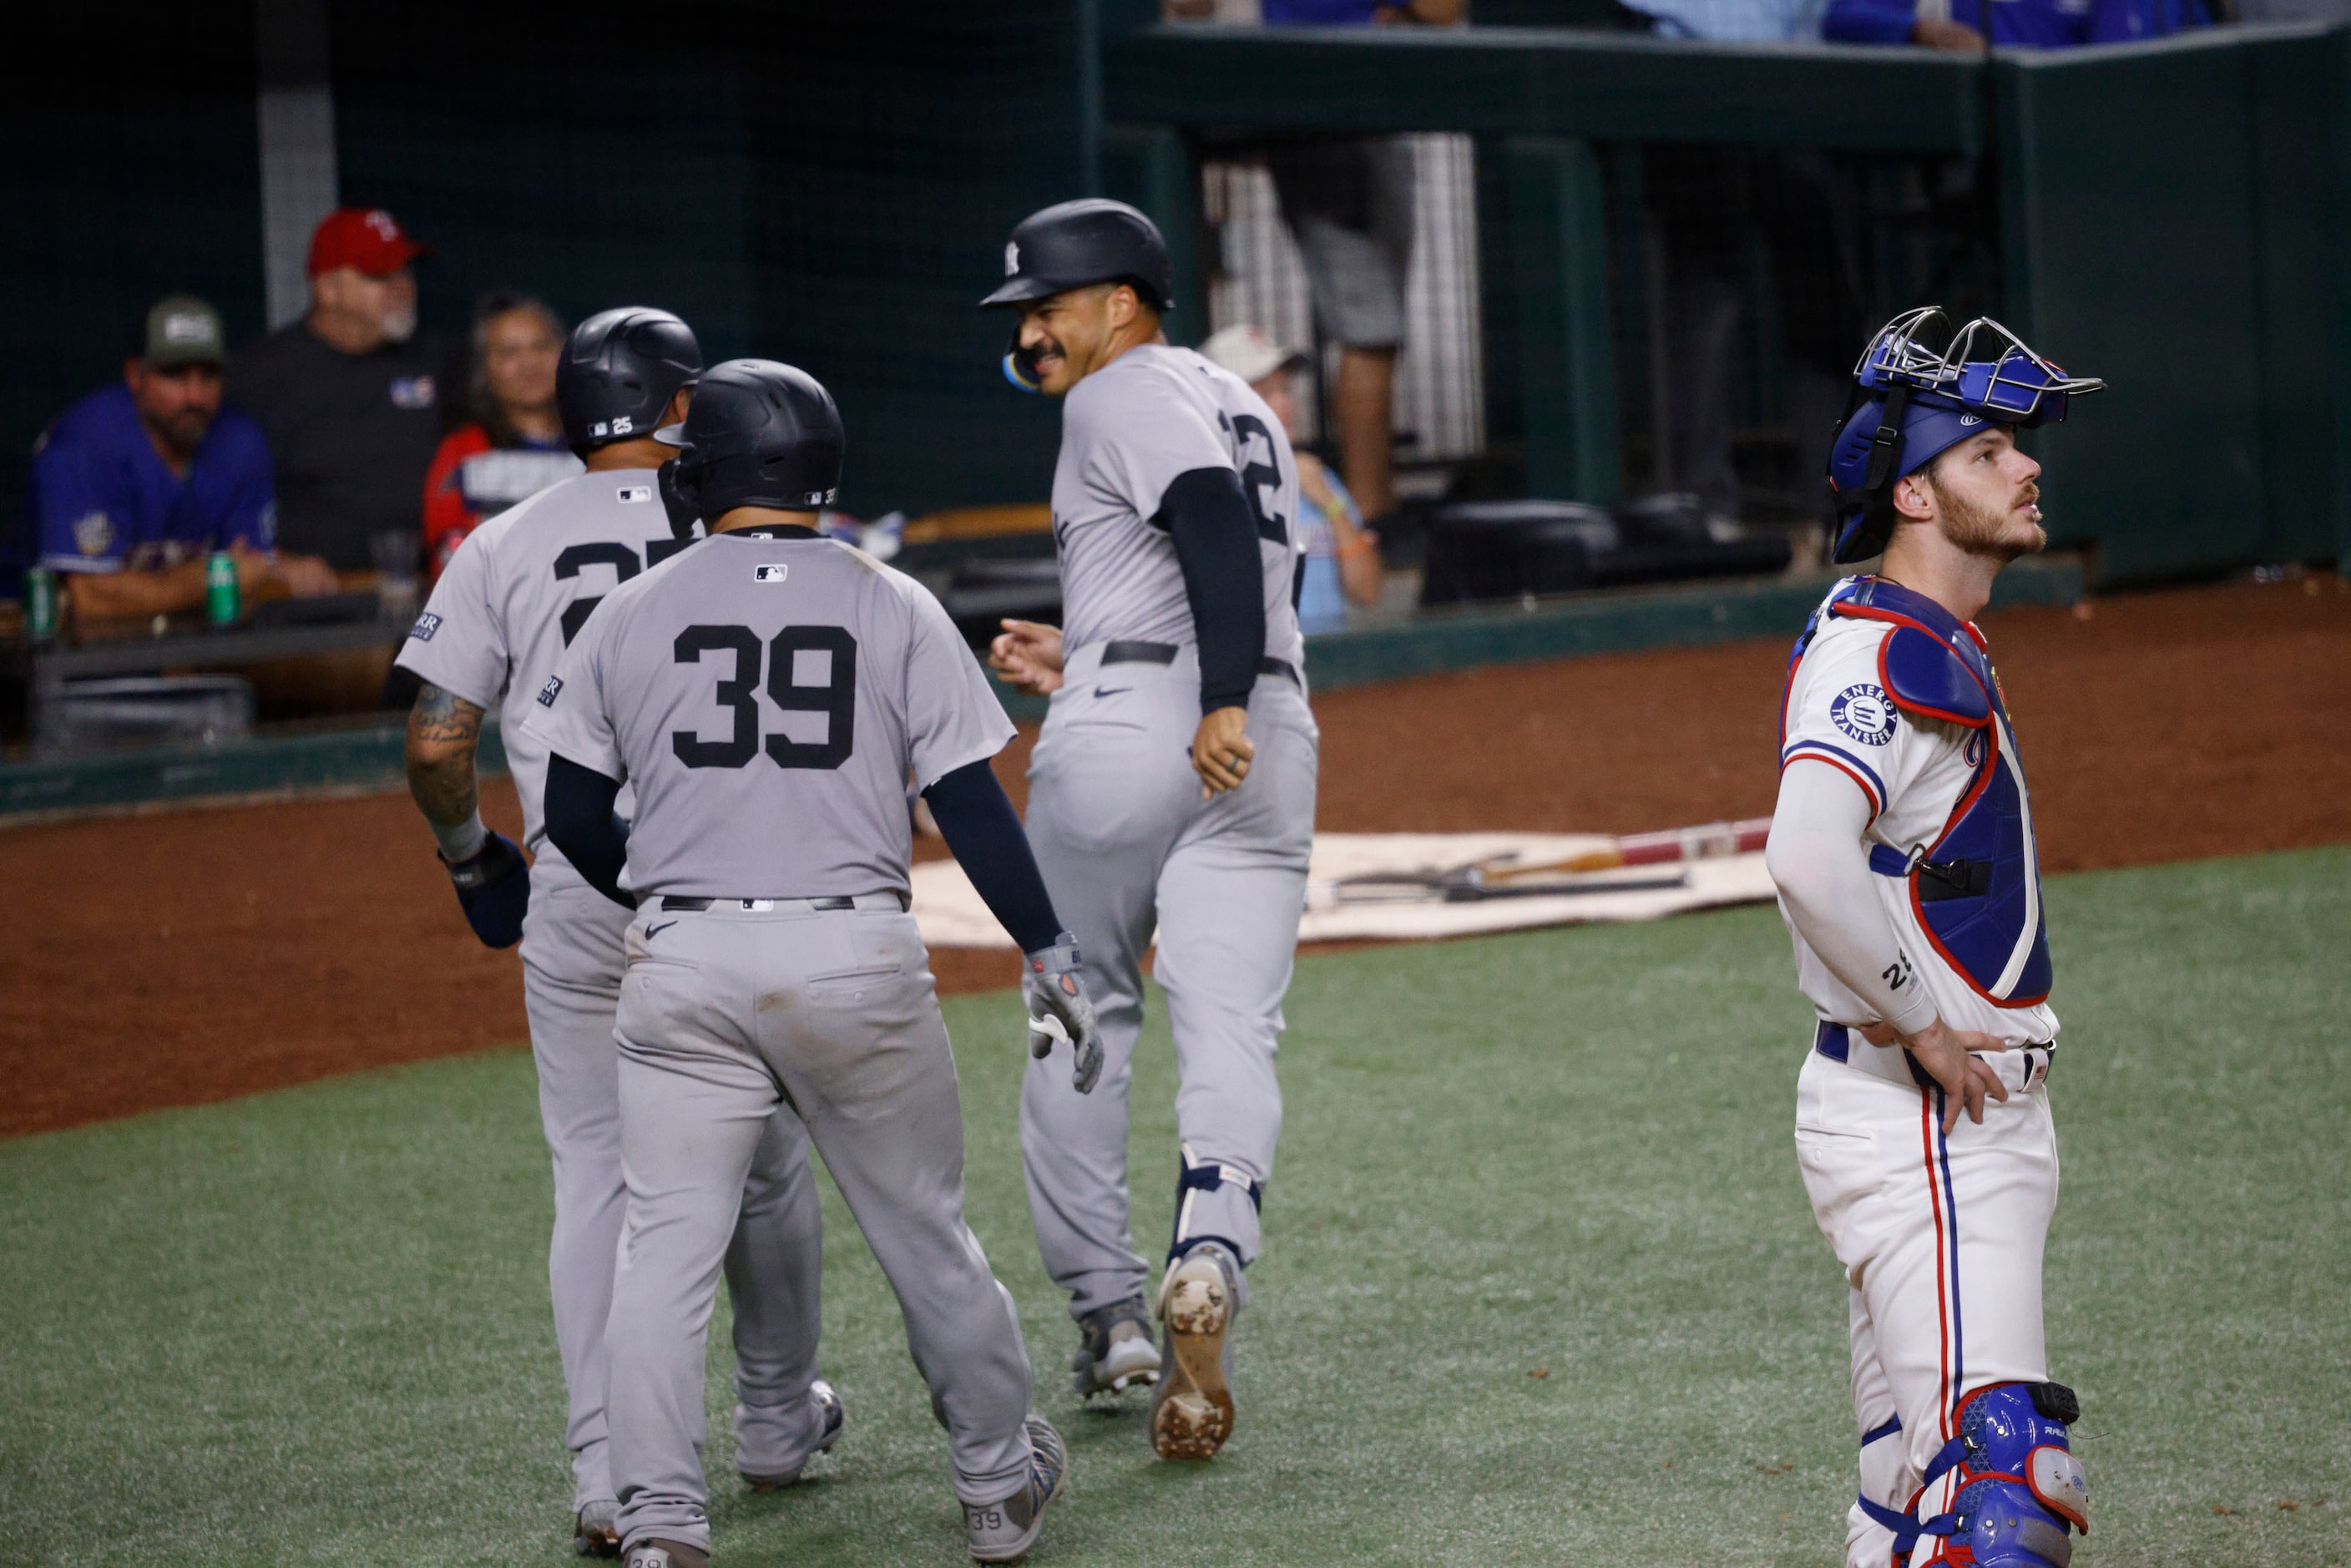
[1167,1142,1263,1263]
[1860,380,1914,503]
[924,760,1063,956]
[1860,1382,2086,1565]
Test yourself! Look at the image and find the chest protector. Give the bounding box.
[1784,577,2053,1008]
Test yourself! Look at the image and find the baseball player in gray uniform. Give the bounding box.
[982,200,1318,1462]
[531,358,1102,1568]
[397,310,839,1558]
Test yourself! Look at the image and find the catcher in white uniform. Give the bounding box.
[1767,309,2103,1568]
[982,199,1317,1463]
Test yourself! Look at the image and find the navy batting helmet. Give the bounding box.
[1826,308,2104,564]
[557,306,703,456]
[655,359,844,538]
[980,199,1172,314]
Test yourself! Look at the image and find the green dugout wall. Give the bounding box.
[6,11,2343,584]
[1103,20,2351,584]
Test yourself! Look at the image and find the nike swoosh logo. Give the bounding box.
[1094,685,1131,698]
[645,921,678,939]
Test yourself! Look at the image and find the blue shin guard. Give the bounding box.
[1859,1382,2088,1566]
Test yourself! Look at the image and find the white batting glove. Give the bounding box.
[1024,933,1102,1095]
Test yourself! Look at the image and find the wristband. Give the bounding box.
[432,811,488,865]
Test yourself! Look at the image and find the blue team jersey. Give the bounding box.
[1261,0,1383,22]
[29,382,277,574]
[1823,0,2207,46]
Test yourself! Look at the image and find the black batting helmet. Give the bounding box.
[979,199,1171,313]
[655,359,844,537]
[556,306,703,456]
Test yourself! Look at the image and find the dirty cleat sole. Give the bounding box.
[1150,1254,1235,1461]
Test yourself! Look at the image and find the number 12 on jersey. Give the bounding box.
[673,624,858,771]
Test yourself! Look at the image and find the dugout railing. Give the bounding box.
[1099,18,2351,585]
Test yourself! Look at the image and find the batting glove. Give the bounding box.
[444,832,529,949]
[1024,932,1102,1094]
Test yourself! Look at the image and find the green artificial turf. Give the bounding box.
[3,847,2346,1566]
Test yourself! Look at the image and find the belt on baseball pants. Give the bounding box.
[1815,1020,2056,1093]
[653,891,908,913]
[1100,640,1300,686]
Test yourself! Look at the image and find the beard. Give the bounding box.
[1938,480,2046,564]
[159,409,212,454]
[381,303,419,344]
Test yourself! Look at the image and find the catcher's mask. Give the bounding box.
[1826,307,2105,564]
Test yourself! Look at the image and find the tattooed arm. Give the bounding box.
[407,682,488,860]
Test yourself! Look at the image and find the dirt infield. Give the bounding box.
[3,574,2344,1137]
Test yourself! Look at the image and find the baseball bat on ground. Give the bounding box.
[1313,817,1773,908]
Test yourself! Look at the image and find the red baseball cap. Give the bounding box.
[306,206,429,278]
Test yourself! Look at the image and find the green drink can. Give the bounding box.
[25,566,59,641]
[205,550,240,625]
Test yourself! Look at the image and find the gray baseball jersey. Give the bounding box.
[527,529,1013,900]
[397,468,683,876]
[1051,344,1306,667]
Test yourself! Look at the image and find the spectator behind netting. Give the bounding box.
[227,207,463,572]
[1610,0,1863,538]
[1201,325,1383,635]
[1170,0,1465,534]
[421,292,584,579]
[1823,0,2206,50]
[28,295,337,622]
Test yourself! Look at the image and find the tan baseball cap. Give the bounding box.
[143,295,227,368]
[1200,324,1307,387]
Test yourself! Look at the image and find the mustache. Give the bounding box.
[1024,333,1064,362]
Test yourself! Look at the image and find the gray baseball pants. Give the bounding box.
[605,897,1036,1554]
[518,873,827,1512]
[1019,642,1317,1319]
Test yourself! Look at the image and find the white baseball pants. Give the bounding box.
[1793,1038,2061,1568]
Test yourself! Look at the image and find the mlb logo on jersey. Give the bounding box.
[408,610,442,643]
[755,564,790,584]
[616,486,653,503]
[537,675,564,707]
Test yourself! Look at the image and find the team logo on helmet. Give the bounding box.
[1833,683,1895,746]
[1005,241,1020,277]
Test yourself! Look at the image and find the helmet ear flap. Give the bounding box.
[659,456,702,541]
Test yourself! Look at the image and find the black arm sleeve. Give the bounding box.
[921,759,1063,955]
[544,753,635,910]
[1158,465,1267,715]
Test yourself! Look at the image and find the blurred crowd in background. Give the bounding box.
[10,0,2267,652]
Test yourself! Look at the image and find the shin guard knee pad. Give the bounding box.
[1942,1383,2088,1566]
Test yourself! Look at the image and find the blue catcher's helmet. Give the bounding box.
[1827,308,2105,564]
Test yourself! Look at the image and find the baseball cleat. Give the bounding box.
[1150,1247,1237,1461]
[739,1378,845,1491]
[963,1414,1068,1564]
[1070,1296,1161,1398]
[574,1499,622,1557]
[621,1540,707,1568]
